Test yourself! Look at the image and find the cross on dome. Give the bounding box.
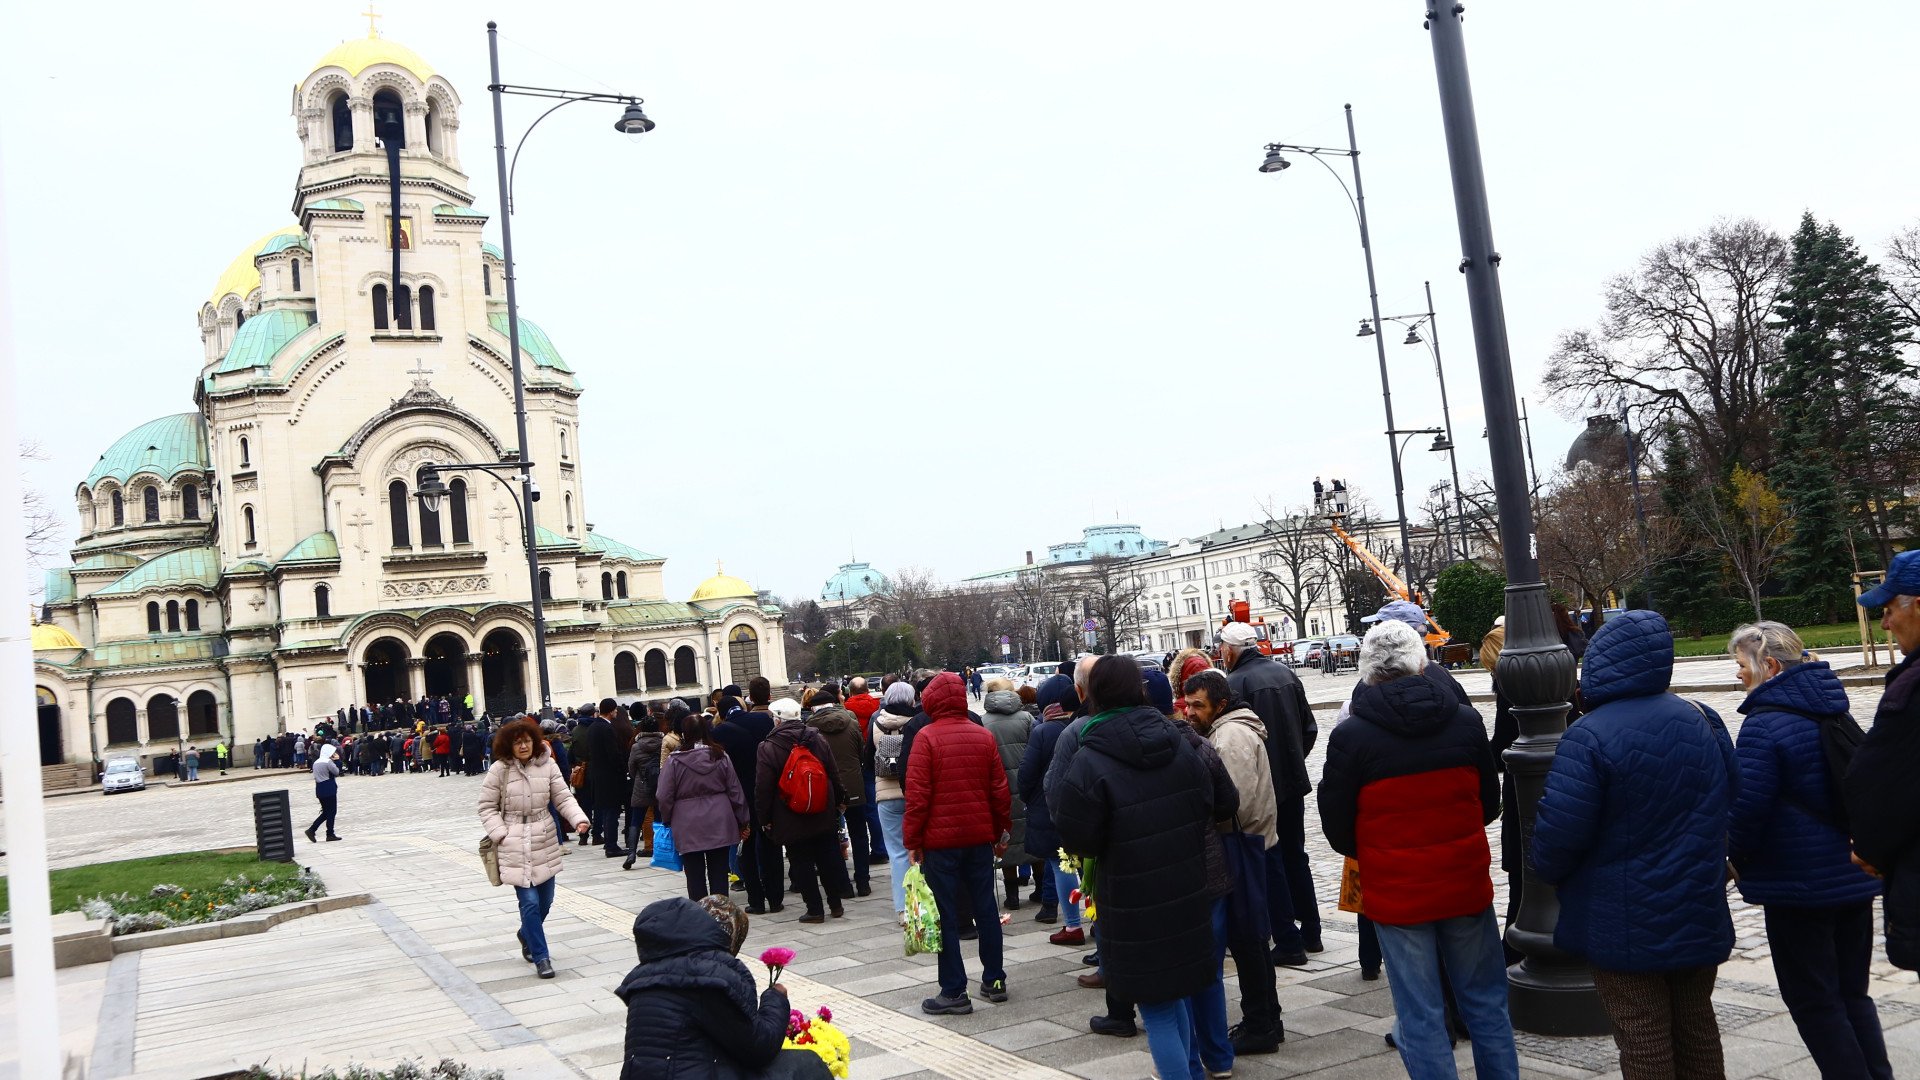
[361,2,382,38]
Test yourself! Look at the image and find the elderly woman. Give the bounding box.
[479,716,591,979]
[1727,622,1890,1078]
[1532,611,1739,1079]
[870,680,919,921]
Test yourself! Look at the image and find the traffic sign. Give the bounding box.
[1083,619,1097,632]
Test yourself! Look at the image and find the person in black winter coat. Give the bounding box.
[614,896,830,1080]
[1849,564,1920,973]
[1221,621,1321,959]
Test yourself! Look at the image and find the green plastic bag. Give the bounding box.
[903,864,941,957]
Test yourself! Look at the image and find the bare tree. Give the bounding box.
[1005,567,1073,662]
[21,440,64,573]
[1078,554,1149,655]
[1886,221,1920,330]
[1251,506,1331,636]
[1687,465,1791,619]
[1544,219,1788,474]
[872,566,941,631]
[1535,464,1666,614]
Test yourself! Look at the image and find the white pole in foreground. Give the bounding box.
[0,137,66,1079]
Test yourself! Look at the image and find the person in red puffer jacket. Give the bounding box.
[904,672,1012,1017]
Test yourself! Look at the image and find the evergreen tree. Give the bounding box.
[1768,213,1913,618]
[1649,423,1724,636]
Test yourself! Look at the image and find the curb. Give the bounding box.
[110,891,372,954]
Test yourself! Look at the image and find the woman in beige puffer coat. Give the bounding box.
[479,716,590,979]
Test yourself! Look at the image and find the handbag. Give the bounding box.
[569,762,586,789]
[650,821,682,871]
[1336,856,1364,914]
[1219,826,1271,941]
[902,864,941,957]
[478,836,502,887]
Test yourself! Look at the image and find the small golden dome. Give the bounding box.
[208,226,303,307]
[690,562,757,604]
[32,622,82,651]
[310,35,436,81]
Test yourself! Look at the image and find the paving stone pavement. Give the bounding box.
[1,677,1916,1078]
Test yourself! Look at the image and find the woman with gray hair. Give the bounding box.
[1727,622,1890,1078]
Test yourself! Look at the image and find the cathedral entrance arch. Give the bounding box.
[644,649,669,691]
[422,632,469,701]
[362,637,410,707]
[673,646,698,688]
[186,690,221,738]
[36,686,62,767]
[481,628,528,716]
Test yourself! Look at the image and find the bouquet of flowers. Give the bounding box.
[759,947,795,990]
[1057,848,1097,922]
[785,1005,852,1077]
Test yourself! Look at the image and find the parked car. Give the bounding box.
[976,663,1021,683]
[102,757,146,795]
[1291,639,1328,668]
[1020,660,1068,688]
[1131,652,1165,672]
[1327,635,1362,670]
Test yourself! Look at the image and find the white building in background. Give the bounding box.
[30,29,784,771]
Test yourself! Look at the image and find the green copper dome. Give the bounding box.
[217,309,315,376]
[258,232,311,255]
[585,530,659,563]
[279,531,340,566]
[92,545,221,597]
[83,414,209,488]
[487,312,574,375]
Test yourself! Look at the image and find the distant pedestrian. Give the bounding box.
[1533,611,1738,1080]
[183,745,200,781]
[215,741,228,775]
[305,742,342,843]
[1848,560,1920,975]
[479,717,590,979]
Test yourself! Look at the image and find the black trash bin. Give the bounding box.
[254,789,295,862]
[154,753,178,777]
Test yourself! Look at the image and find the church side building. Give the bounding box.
[32,31,784,770]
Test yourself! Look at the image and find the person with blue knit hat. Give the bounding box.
[1847,551,1920,977]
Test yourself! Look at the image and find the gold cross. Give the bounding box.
[362,2,381,37]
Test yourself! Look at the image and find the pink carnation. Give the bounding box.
[760,947,796,968]
[817,1006,833,1022]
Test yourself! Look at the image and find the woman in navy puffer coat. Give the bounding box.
[1727,622,1890,1079]
[1532,610,1740,1078]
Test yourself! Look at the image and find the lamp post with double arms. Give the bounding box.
[1260,105,1416,573]
[480,21,654,717]
[1423,3,1607,1034]
[1372,280,1470,562]
[1387,427,1451,596]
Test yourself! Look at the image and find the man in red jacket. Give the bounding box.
[905,671,1012,1016]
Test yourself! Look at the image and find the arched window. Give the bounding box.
[238,437,251,468]
[601,572,614,600]
[372,284,390,330]
[672,645,698,687]
[617,571,629,599]
[564,492,574,532]
[242,505,256,547]
[105,699,138,745]
[182,484,199,519]
[184,599,200,632]
[425,101,442,155]
[418,494,442,547]
[166,600,180,632]
[388,480,410,547]
[290,258,301,292]
[539,569,552,600]
[394,284,413,331]
[235,309,246,330]
[483,264,492,296]
[111,490,124,526]
[372,89,405,148]
[329,91,353,152]
[314,584,331,618]
[559,428,570,460]
[645,650,669,690]
[418,285,435,331]
[147,694,179,741]
[146,602,161,633]
[142,486,160,522]
[448,478,469,543]
[614,652,639,693]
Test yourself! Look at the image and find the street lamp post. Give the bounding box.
[1378,280,1471,562]
[1620,398,1656,610]
[1388,427,1451,596]
[1261,105,1416,569]
[1423,3,1607,1034]
[484,21,653,717]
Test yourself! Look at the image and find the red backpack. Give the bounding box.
[778,738,831,815]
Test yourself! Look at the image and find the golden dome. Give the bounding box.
[208,226,303,307]
[690,563,757,604]
[32,622,82,651]
[310,34,436,81]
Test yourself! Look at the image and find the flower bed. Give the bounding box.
[238,1059,501,1080]
[80,867,326,936]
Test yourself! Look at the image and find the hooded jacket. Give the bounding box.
[628,731,665,808]
[709,708,773,809]
[1846,651,1920,970]
[1317,673,1498,926]
[870,703,914,804]
[478,750,589,889]
[845,692,880,740]
[1050,704,1217,1005]
[615,898,791,1080]
[753,719,847,844]
[1226,647,1317,799]
[904,673,1011,853]
[1205,706,1278,849]
[1019,674,1082,867]
[1531,610,1740,972]
[806,705,866,808]
[1729,660,1880,908]
[657,745,750,854]
[982,689,1036,865]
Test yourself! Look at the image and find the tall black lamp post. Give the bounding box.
[1260,106,1416,569]
[481,21,654,717]
[1373,280,1471,562]
[1422,3,1607,1034]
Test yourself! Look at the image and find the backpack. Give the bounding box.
[778,737,832,815]
[1759,704,1866,829]
[874,728,907,780]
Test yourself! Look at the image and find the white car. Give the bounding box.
[102,757,146,794]
[1020,661,1068,688]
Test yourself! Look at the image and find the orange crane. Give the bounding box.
[1317,493,1451,650]
[1219,599,1279,658]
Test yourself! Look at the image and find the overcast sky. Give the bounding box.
[5,1,1916,604]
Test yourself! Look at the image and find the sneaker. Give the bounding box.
[304,826,318,843]
[1271,948,1310,968]
[979,978,1008,1003]
[1229,1022,1283,1055]
[1208,1070,1234,1079]
[922,993,973,1016]
[1088,1014,1137,1037]
[1034,905,1059,924]
[1048,927,1086,947]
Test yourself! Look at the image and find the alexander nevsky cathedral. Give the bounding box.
[30,30,786,771]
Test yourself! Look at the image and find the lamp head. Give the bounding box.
[414,463,447,514]
[615,101,655,140]
[1428,434,1454,453]
[1403,327,1422,345]
[1356,320,1375,338]
[1259,145,1291,174]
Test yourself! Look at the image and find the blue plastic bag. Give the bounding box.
[650,822,682,871]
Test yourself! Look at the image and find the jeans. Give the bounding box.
[1051,864,1081,927]
[1193,898,1232,1073]
[595,805,623,855]
[1359,914,1381,973]
[1138,998,1204,1080]
[1373,907,1519,1080]
[185,763,199,781]
[682,847,732,901]
[1592,966,1725,1080]
[862,767,887,857]
[921,845,1005,997]
[1763,902,1893,1079]
[739,825,785,910]
[847,808,871,890]
[309,780,338,837]
[876,800,910,912]
[1273,793,1319,946]
[786,832,851,917]
[515,877,557,963]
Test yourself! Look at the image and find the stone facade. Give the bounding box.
[32,32,784,769]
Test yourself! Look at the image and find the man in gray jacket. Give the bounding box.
[1220,621,1320,963]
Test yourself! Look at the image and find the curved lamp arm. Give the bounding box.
[507,98,587,216]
